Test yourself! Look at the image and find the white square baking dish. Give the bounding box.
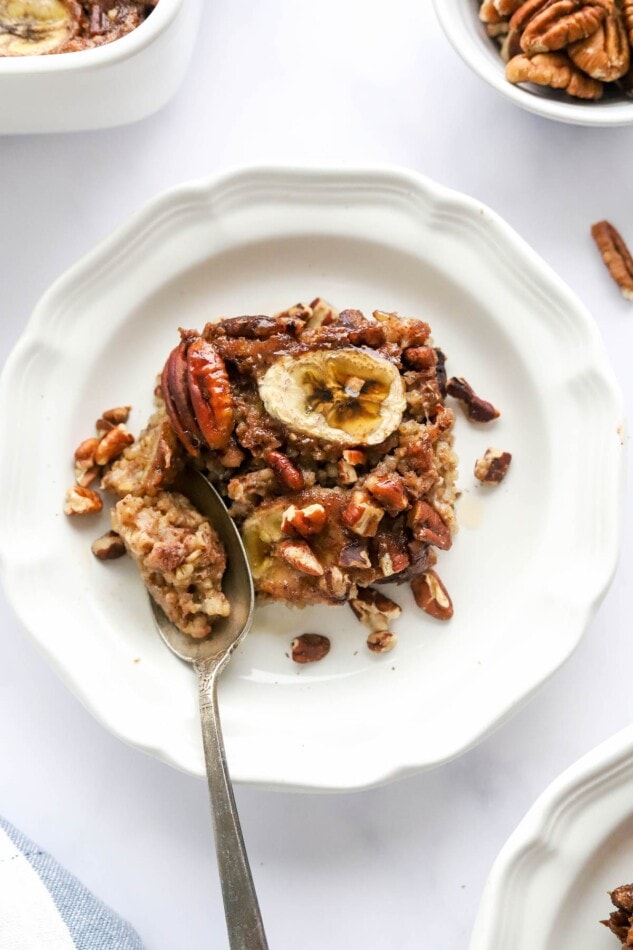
[0,0,201,134]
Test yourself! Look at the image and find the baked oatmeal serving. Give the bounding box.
[0,0,159,57]
[64,298,508,659]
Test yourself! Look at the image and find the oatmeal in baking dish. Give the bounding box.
[102,301,458,638]
[0,1,159,57]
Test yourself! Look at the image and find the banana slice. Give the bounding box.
[0,0,79,57]
[259,349,406,446]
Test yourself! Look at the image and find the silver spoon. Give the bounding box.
[149,468,268,950]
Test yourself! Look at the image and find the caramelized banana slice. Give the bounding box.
[258,349,406,446]
[0,0,80,56]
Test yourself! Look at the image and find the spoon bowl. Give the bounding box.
[150,468,254,665]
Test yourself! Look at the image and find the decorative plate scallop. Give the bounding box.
[470,723,633,949]
[0,166,624,791]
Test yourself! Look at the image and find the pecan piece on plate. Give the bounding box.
[568,9,630,80]
[91,530,126,560]
[349,587,402,630]
[291,633,331,664]
[446,377,500,422]
[591,220,633,299]
[520,0,609,54]
[601,883,633,944]
[474,448,513,484]
[506,51,604,98]
[366,630,398,653]
[411,571,454,621]
[64,485,103,516]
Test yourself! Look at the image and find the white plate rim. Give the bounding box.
[0,163,625,791]
[469,722,633,948]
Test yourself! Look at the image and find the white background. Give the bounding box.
[2,2,633,948]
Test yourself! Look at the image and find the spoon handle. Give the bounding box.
[195,658,269,950]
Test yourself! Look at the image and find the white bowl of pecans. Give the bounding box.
[433,0,633,126]
[0,0,202,134]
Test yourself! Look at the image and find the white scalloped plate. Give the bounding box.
[470,724,633,949]
[0,166,624,791]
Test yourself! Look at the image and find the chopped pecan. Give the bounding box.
[349,587,402,630]
[338,541,372,570]
[366,630,398,653]
[337,459,358,485]
[411,571,454,621]
[395,541,437,584]
[74,436,100,486]
[217,440,245,468]
[101,406,131,425]
[407,500,452,550]
[568,10,629,80]
[64,485,103,516]
[304,297,339,329]
[506,51,604,97]
[281,503,327,537]
[96,417,115,437]
[601,883,633,944]
[371,528,410,578]
[94,424,135,466]
[474,448,513,484]
[276,539,324,576]
[342,449,366,466]
[520,1,609,54]
[591,220,633,299]
[364,473,409,516]
[291,633,331,663]
[267,451,305,492]
[322,566,354,600]
[402,346,436,371]
[341,490,384,537]
[446,377,500,422]
[91,530,126,560]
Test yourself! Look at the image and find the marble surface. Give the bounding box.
[1,3,633,948]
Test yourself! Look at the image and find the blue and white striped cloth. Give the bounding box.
[0,818,142,949]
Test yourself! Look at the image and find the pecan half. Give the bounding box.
[407,500,452,550]
[366,630,398,653]
[446,377,500,422]
[591,220,633,299]
[186,338,234,450]
[64,485,103,516]
[520,1,609,54]
[474,448,513,484]
[506,50,604,97]
[411,571,454,621]
[91,530,126,560]
[161,341,204,456]
[267,451,305,492]
[291,633,331,663]
[568,9,629,80]
[494,0,525,13]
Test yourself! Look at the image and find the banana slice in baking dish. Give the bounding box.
[258,348,406,446]
[0,0,80,56]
